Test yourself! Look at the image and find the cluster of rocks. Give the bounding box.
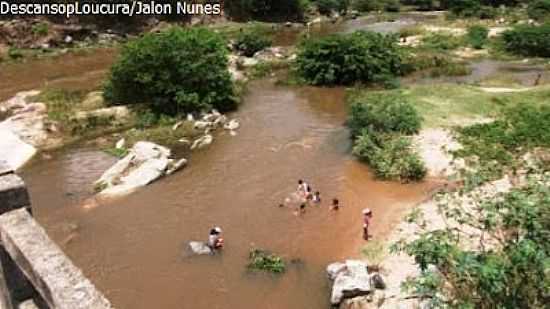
[184,110,240,150]
[327,260,387,309]
[95,141,187,198]
[228,46,295,82]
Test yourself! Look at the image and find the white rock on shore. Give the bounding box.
[95,141,187,198]
[327,260,372,305]
[0,91,57,170]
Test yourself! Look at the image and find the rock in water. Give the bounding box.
[223,119,240,131]
[95,141,187,197]
[191,135,213,150]
[189,241,213,255]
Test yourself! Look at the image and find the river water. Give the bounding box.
[21,77,437,308]
[6,14,539,308]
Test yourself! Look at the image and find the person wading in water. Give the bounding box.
[362,208,373,240]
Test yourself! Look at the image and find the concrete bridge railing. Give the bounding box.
[0,161,112,309]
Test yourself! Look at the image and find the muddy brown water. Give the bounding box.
[20,78,437,308]
[0,48,117,101]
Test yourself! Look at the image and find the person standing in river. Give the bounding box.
[363,208,373,241]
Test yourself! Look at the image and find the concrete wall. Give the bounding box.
[0,160,113,309]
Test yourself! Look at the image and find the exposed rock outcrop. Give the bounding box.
[0,91,60,170]
[327,260,373,306]
[95,141,187,198]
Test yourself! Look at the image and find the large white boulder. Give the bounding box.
[0,129,36,170]
[328,260,372,305]
[95,141,186,198]
[189,241,213,255]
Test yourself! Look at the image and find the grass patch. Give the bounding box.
[247,248,286,274]
[247,60,290,79]
[103,147,129,158]
[209,22,277,42]
[383,84,550,128]
[361,240,386,266]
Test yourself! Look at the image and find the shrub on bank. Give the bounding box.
[467,25,489,49]
[296,31,403,86]
[348,92,426,182]
[420,33,465,51]
[348,92,422,137]
[353,130,427,181]
[234,30,272,57]
[104,27,236,116]
[528,0,550,21]
[502,24,550,57]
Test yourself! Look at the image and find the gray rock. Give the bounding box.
[189,241,213,255]
[327,262,347,280]
[329,260,372,305]
[370,273,386,290]
[96,141,185,197]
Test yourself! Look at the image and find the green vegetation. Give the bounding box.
[352,0,401,12]
[528,0,550,22]
[225,0,308,21]
[353,130,427,181]
[103,147,129,158]
[348,92,422,137]
[467,25,489,49]
[31,22,49,36]
[36,88,127,136]
[296,31,403,86]
[315,0,349,15]
[348,92,426,182]
[403,52,471,78]
[502,24,550,57]
[392,176,550,308]
[234,30,272,57]
[360,240,386,266]
[104,27,236,116]
[420,32,464,51]
[7,47,24,60]
[454,104,550,181]
[247,249,286,273]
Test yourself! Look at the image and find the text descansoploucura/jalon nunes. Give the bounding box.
[0,1,222,18]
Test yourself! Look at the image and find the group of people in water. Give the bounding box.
[283,179,340,214]
[205,179,374,252]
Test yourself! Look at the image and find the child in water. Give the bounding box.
[313,191,321,204]
[294,203,307,216]
[331,198,340,211]
[207,227,224,250]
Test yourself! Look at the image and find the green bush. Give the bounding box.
[104,27,236,116]
[467,25,489,49]
[296,31,403,86]
[353,130,427,181]
[502,24,550,57]
[247,249,286,273]
[225,0,308,21]
[234,30,272,57]
[384,0,401,12]
[528,0,550,21]
[421,33,465,51]
[316,0,349,14]
[352,0,384,11]
[31,22,49,36]
[447,0,482,17]
[348,92,422,137]
[348,92,425,182]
